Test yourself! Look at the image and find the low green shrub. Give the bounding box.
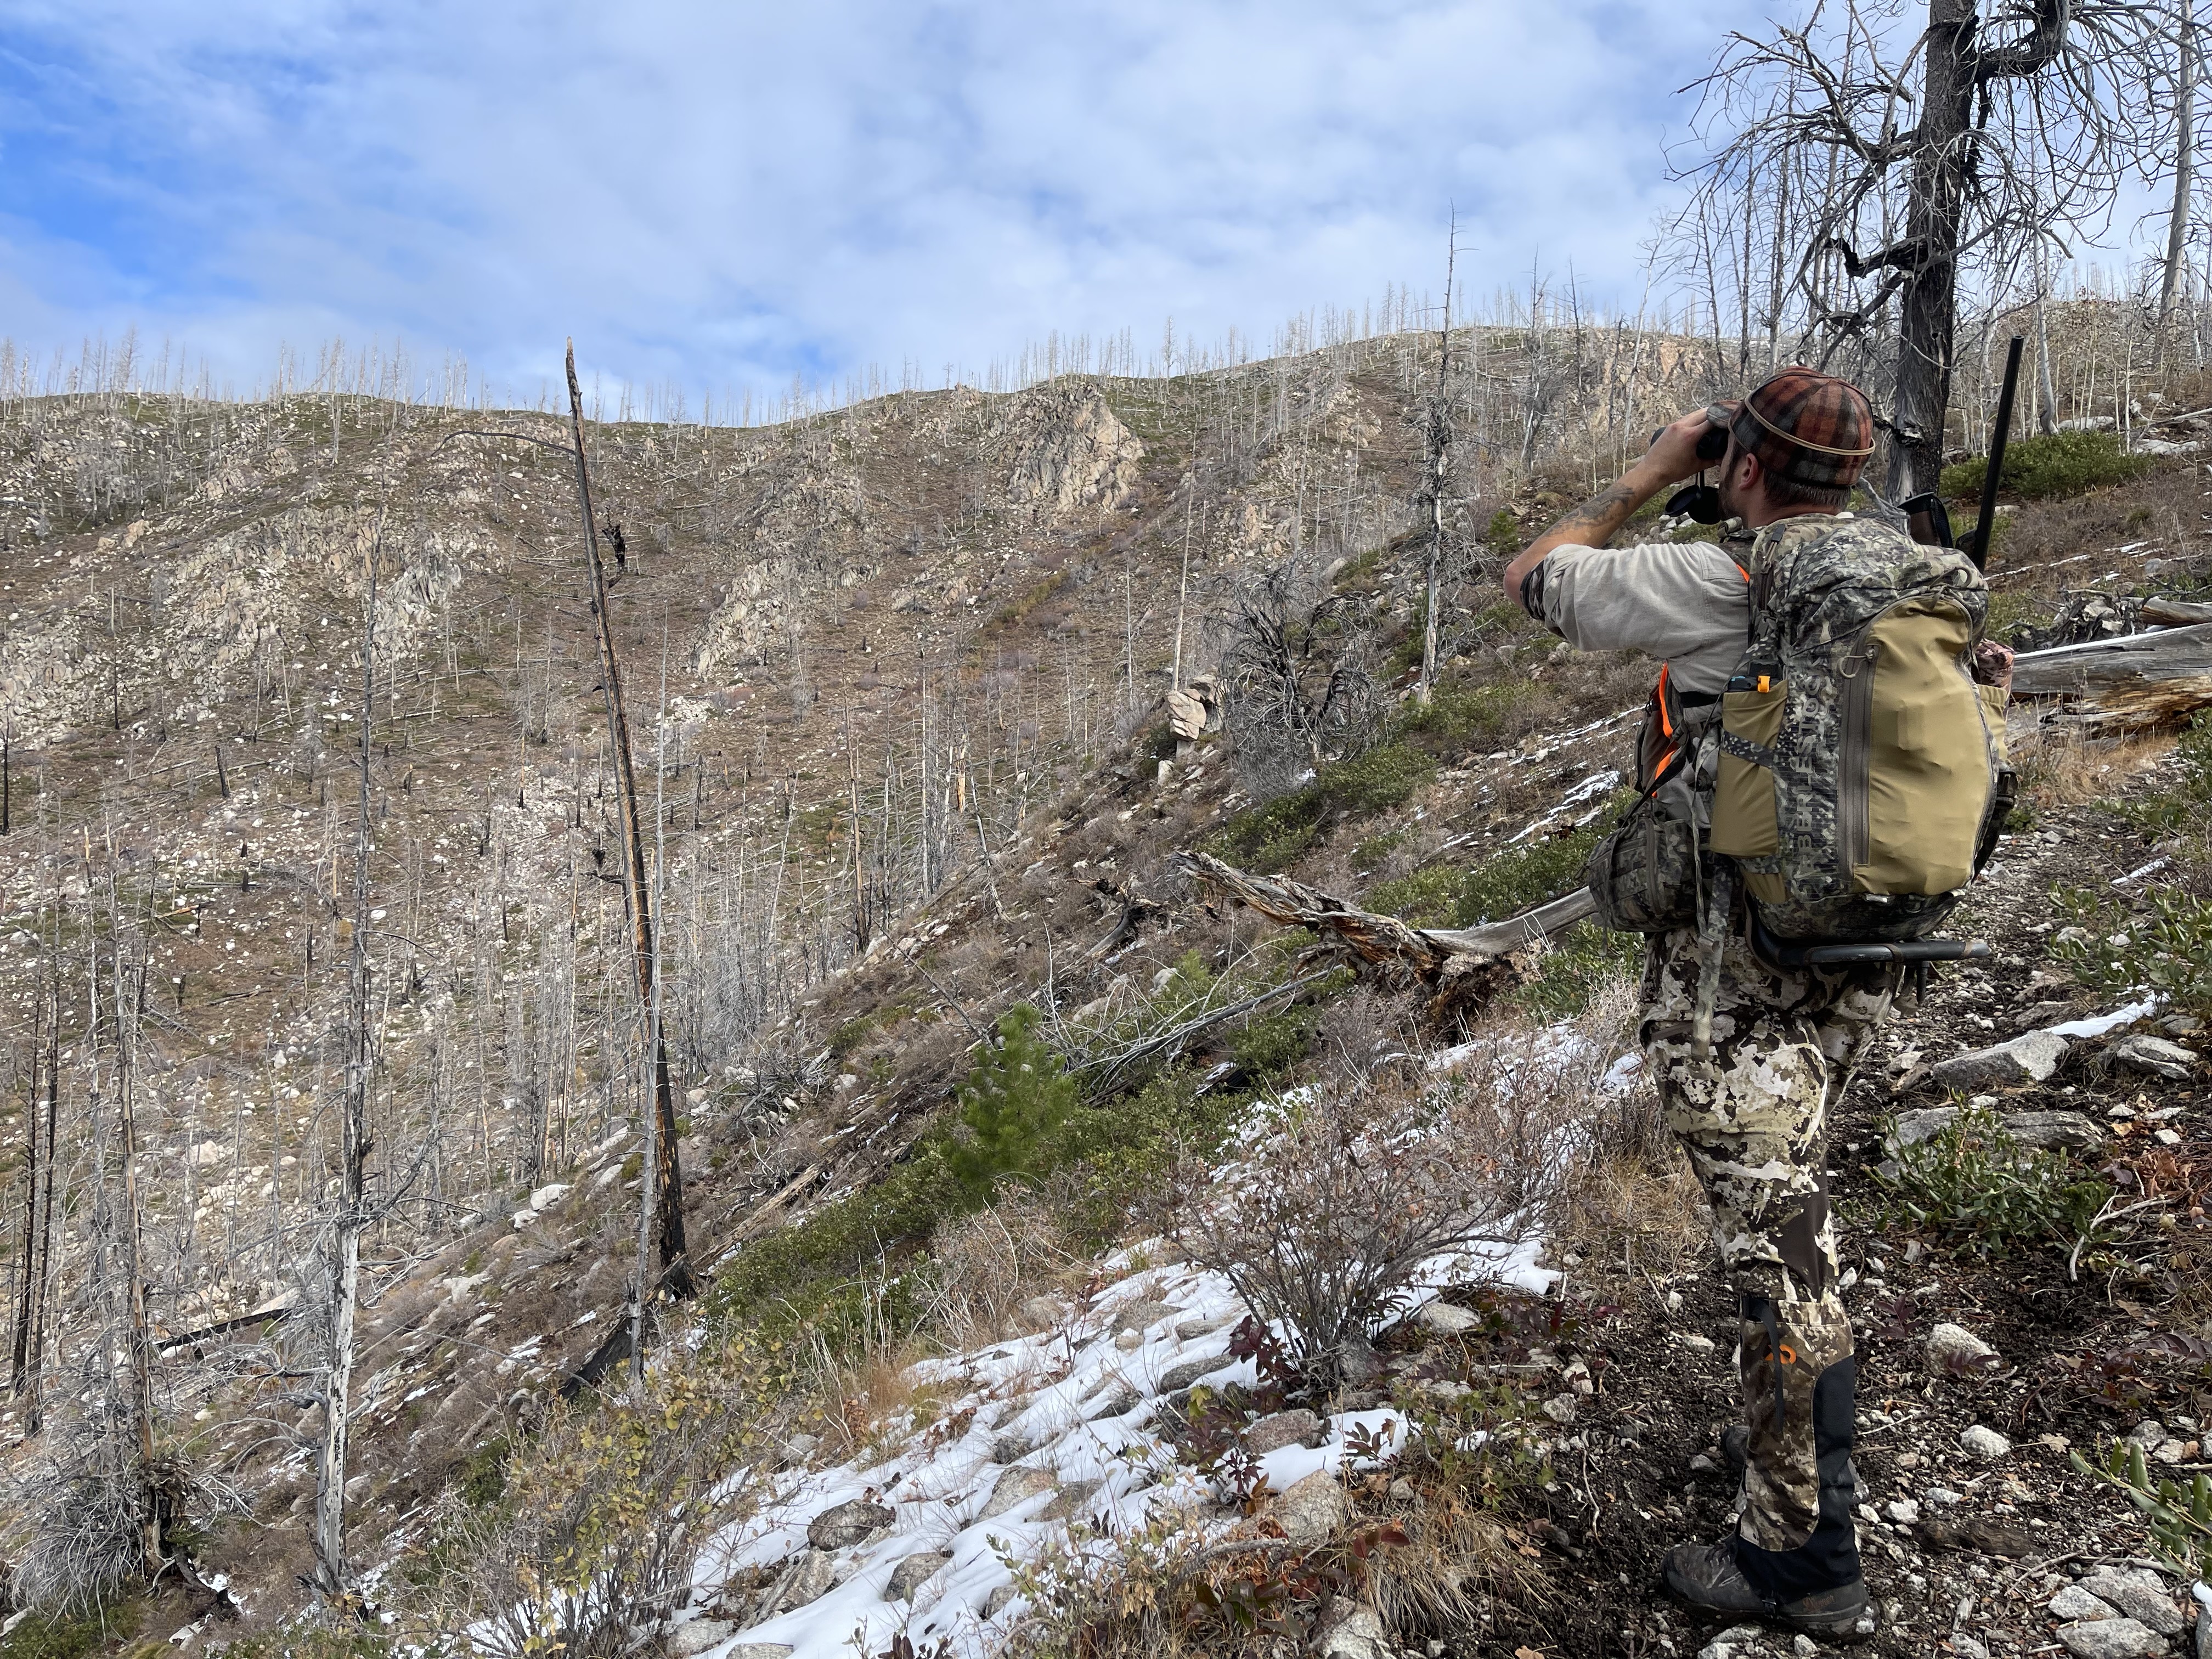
[0,1599,146,1659]
[1511,921,1643,1018]
[1940,430,2154,502]
[2052,883,2212,1015]
[709,965,1331,1332]
[1869,1104,2112,1260]
[1201,741,1436,872]
[1369,825,1607,929]
[1393,682,1534,752]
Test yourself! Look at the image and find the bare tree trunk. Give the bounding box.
[565,343,692,1299]
[25,978,58,1435]
[1418,221,1458,705]
[9,992,39,1392]
[314,508,380,1604]
[1884,0,2070,496]
[114,952,161,1576]
[1883,0,1978,498]
[2160,0,2199,368]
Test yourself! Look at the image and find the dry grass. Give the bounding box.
[785,1290,945,1465]
[1361,1486,1549,1640]
[2012,721,2174,809]
[927,1193,1079,1350]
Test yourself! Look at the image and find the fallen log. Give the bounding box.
[2010,620,2212,729]
[1174,850,1597,1018]
[2140,596,2212,627]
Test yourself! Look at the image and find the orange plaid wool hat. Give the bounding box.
[1726,367,1876,490]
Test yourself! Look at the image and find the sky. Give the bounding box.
[0,0,2106,409]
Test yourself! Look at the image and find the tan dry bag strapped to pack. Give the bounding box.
[1706,512,2007,943]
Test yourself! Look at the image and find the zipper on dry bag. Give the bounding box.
[1838,634,1880,877]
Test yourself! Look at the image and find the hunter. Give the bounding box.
[1502,369,1910,1637]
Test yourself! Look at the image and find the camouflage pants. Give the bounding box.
[1640,923,1896,1596]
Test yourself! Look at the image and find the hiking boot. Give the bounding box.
[1662,1534,1870,1637]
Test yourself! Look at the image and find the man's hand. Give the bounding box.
[1500,405,1728,612]
[1646,405,1728,487]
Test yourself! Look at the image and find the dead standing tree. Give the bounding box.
[1415,219,1459,705]
[313,503,381,1605]
[1676,0,2165,498]
[565,343,693,1301]
[1214,559,1378,793]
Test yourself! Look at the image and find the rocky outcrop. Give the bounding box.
[996,387,1144,520]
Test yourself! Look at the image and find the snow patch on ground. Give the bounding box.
[683,1237,1556,1659]
[677,1028,1612,1658]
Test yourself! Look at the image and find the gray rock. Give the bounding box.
[668,1620,737,1658]
[2197,1598,2210,1659]
[1015,1293,1062,1329]
[2050,1584,2120,1622]
[979,1464,1057,1520]
[1155,1351,1232,1394]
[1541,1391,1578,1425]
[1932,1030,2069,1090]
[2129,1419,2170,1451]
[1084,1381,1140,1421]
[1267,1469,1348,1547]
[2002,1109,2106,1151]
[1036,1478,1104,1522]
[1315,1602,1392,1659]
[884,1550,952,1602]
[766,1549,836,1615]
[1173,1314,1235,1340]
[806,1498,893,1551]
[2109,1034,2198,1080]
[1927,1322,2000,1374]
[1793,1637,1820,1659]
[1110,1298,1178,1335]
[983,1583,1020,1619]
[1411,1299,1481,1335]
[989,1430,1037,1464]
[729,1648,795,1659]
[1882,1498,1921,1526]
[2079,1568,2187,1637]
[1245,1408,1320,1455]
[2057,1618,2166,1659]
[1697,1624,1767,1659]
[1959,1424,2012,1461]
[1888,1105,1960,1152]
[1954,1639,1989,1659]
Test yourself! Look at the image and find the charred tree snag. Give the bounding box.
[564,343,693,1301]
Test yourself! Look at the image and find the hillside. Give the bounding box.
[0,335,2209,1658]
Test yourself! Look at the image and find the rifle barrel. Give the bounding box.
[1970,335,2026,572]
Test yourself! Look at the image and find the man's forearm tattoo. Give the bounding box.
[1538,478,1640,549]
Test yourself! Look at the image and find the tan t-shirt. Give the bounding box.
[1536,540,1751,696]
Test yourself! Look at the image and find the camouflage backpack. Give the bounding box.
[1707,511,2008,941]
[1585,511,2010,944]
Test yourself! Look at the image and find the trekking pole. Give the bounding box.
[1964,335,2025,572]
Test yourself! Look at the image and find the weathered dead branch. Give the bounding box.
[1173,850,1596,1019]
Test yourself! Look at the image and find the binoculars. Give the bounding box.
[1650,409,1733,523]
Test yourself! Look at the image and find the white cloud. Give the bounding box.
[0,0,1781,402]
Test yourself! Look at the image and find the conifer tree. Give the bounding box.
[949,1004,1077,1203]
